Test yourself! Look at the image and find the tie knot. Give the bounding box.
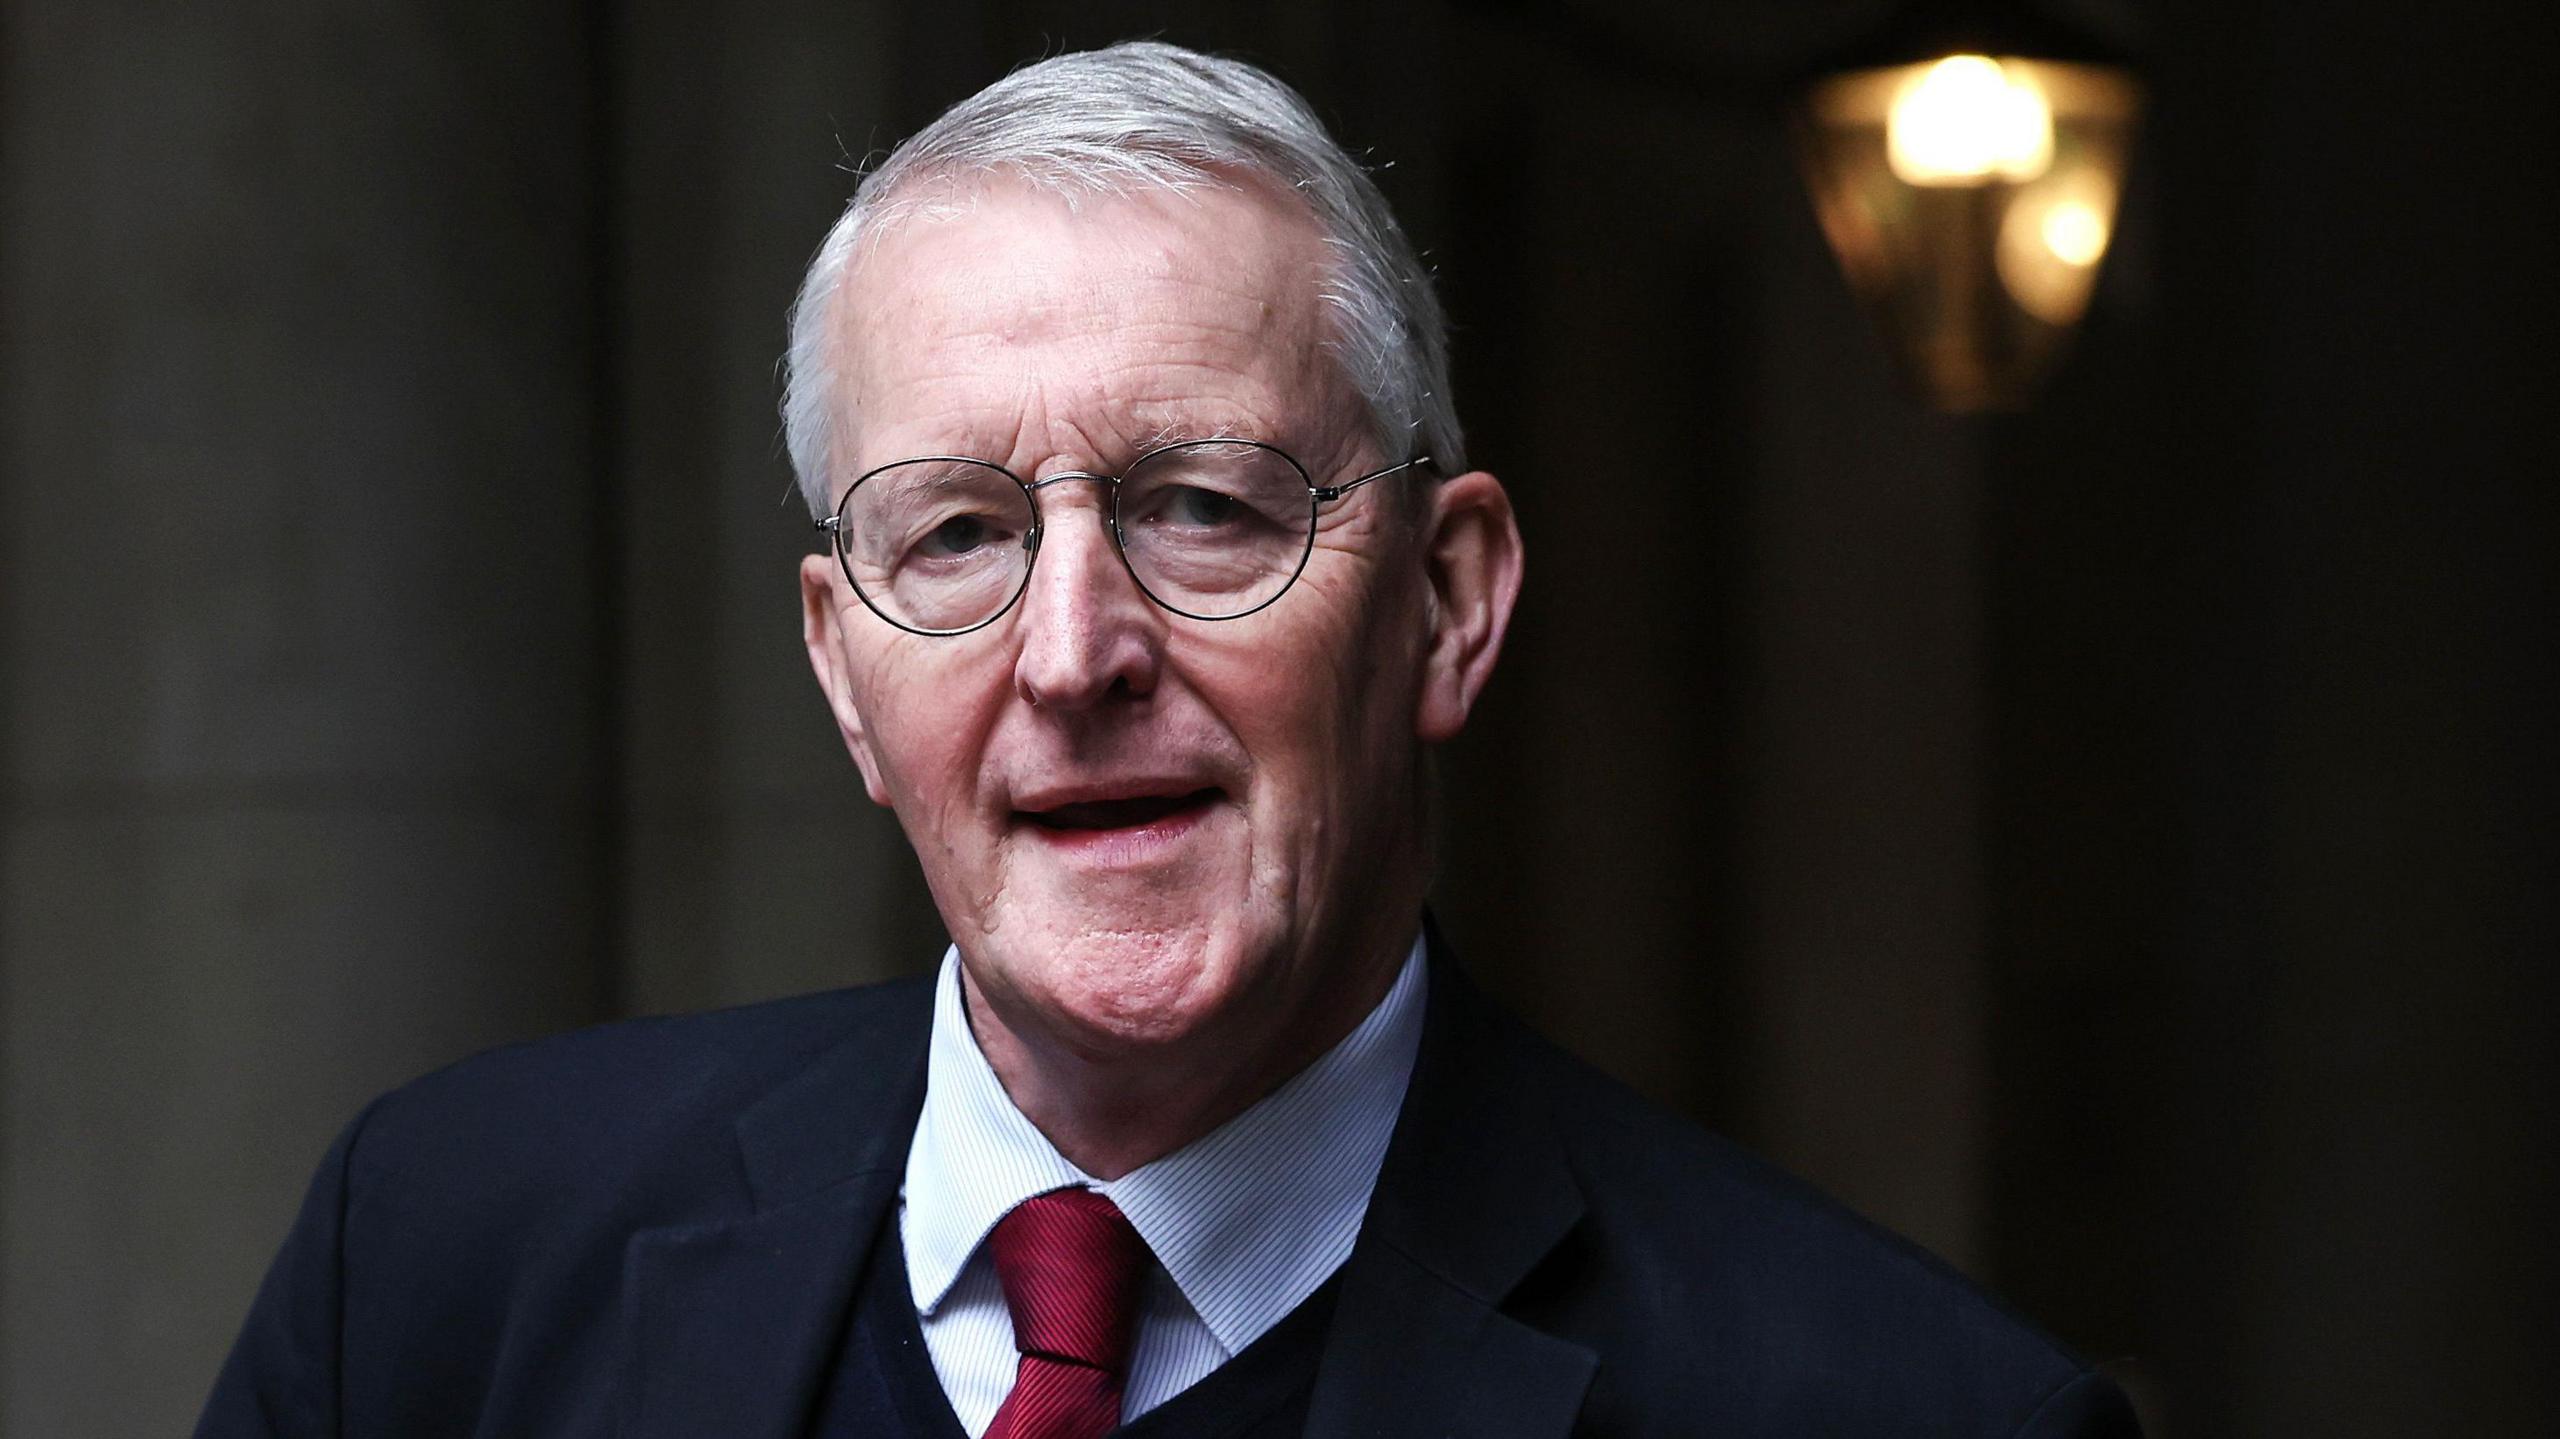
[986,1188,1146,1372]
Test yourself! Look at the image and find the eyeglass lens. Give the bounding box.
[832,441,1318,633]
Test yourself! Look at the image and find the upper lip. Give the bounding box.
[1009,776,1225,814]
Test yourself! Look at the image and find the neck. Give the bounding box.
[961,910,1416,1180]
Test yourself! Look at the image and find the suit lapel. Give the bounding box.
[614,936,1598,1437]
[1307,1244,1596,1439]
[619,1181,896,1439]
[1307,925,1597,1438]
[620,982,933,1439]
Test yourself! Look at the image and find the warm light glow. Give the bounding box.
[1997,174,2119,325]
[1797,53,2142,408]
[2040,199,2108,266]
[1887,55,2055,186]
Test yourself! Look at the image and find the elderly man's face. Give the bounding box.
[800,178,1461,1071]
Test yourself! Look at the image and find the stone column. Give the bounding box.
[609,0,944,1019]
[1,4,606,1431]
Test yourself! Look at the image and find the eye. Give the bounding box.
[1159,485,1246,528]
[917,512,998,558]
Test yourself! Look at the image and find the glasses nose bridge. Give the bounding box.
[1027,469,1118,493]
[1022,469,1125,552]
[1017,468,1140,596]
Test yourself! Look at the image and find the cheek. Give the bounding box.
[1202,571,1420,829]
[854,650,1002,836]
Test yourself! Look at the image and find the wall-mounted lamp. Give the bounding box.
[1794,4,2142,411]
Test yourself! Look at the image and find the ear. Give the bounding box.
[800,553,894,807]
[1413,468,1524,743]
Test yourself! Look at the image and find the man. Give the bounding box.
[200,41,2138,1439]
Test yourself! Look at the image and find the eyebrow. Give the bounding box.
[1121,416,1250,455]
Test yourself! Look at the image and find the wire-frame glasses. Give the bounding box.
[814,439,1432,636]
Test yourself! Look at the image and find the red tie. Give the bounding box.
[982,1188,1147,1439]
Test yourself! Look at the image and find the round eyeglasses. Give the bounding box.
[814,440,1433,636]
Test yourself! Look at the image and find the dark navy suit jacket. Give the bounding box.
[198,934,2140,1437]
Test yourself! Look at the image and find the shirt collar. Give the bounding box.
[900,934,1428,1356]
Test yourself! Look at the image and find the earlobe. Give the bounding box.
[1414,470,1524,743]
[799,553,894,807]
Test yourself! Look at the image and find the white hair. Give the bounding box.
[781,40,1464,516]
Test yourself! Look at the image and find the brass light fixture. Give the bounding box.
[1794,3,2142,411]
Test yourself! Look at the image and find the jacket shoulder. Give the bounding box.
[197,978,937,1437]
[344,977,933,1229]
[1486,1010,2123,1434]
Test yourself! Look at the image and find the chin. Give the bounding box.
[996,907,1269,1056]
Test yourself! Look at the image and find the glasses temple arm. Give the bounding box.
[1312,453,1434,503]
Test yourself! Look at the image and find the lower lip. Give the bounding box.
[1016,797,1218,866]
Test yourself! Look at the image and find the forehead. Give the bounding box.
[832,176,1353,465]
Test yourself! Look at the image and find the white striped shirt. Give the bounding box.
[898,936,1427,1435]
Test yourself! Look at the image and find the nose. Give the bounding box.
[1011,479,1164,711]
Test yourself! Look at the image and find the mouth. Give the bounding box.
[1016,787,1225,833]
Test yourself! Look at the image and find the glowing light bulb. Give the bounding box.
[1887,55,2055,186]
[2040,199,2108,266]
[1998,175,2117,324]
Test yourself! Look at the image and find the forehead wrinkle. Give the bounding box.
[850,284,1312,417]
[851,352,1364,486]
[872,340,1320,469]
[878,242,1318,353]
[840,370,1035,473]
[837,179,1368,482]
[851,183,1331,351]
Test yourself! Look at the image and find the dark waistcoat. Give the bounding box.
[807,1204,1334,1439]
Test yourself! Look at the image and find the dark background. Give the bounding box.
[2,0,2552,1433]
